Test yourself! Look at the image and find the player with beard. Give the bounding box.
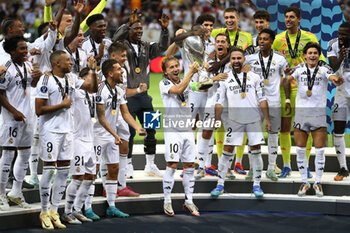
[245,29,289,181]
[211,48,271,198]
[112,10,170,177]
[160,57,200,217]
[0,36,41,210]
[194,33,229,180]
[95,59,146,218]
[328,22,350,181]
[35,50,98,230]
[285,42,343,197]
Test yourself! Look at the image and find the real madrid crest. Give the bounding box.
[170,154,174,159]
[9,138,13,144]
[48,153,52,159]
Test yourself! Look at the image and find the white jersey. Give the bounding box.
[327,38,350,97]
[73,89,95,142]
[0,60,33,123]
[217,70,266,124]
[94,81,127,138]
[159,78,191,132]
[0,40,36,66]
[56,38,88,75]
[292,63,333,117]
[32,28,57,73]
[82,36,112,68]
[180,35,215,82]
[245,50,288,106]
[36,73,84,134]
[206,61,231,108]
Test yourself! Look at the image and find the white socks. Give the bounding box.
[146,154,155,166]
[163,166,175,204]
[118,154,128,190]
[198,138,210,169]
[296,147,308,183]
[182,168,195,204]
[268,133,278,170]
[105,180,118,207]
[251,150,263,186]
[65,179,82,214]
[100,163,108,188]
[29,137,39,176]
[218,151,234,186]
[74,179,93,212]
[40,166,55,213]
[51,166,70,212]
[85,182,95,210]
[334,134,348,169]
[0,150,15,195]
[13,148,31,194]
[315,148,325,183]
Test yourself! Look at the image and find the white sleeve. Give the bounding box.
[327,40,337,58]
[159,79,174,95]
[216,81,227,106]
[36,75,50,99]
[0,69,12,90]
[36,29,58,53]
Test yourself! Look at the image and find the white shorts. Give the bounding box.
[0,120,34,147]
[189,90,207,120]
[332,93,350,122]
[263,106,281,133]
[94,136,119,164]
[71,138,96,175]
[224,120,265,146]
[116,116,130,141]
[294,115,327,133]
[39,131,73,162]
[164,131,196,163]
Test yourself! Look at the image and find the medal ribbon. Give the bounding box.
[285,29,301,59]
[225,30,239,47]
[306,64,319,92]
[65,46,80,73]
[232,71,247,94]
[127,41,141,71]
[258,51,273,81]
[105,80,118,110]
[52,74,69,100]
[85,91,95,118]
[168,78,185,104]
[89,37,101,66]
[13,61,27,92]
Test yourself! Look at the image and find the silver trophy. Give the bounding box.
[183,35,213,90]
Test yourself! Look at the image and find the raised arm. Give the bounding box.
[63,0,84,47]
[80,56,98,93]
[80,0,107,33]
[168,62,199,94]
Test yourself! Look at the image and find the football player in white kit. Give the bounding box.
[328,22,350,181]
[160,57,200,217]
[108,41,146,196]
[82,14,111,70]
[95,59,146,218]
[195,33,229,180]
[0,36,41,210]
[211,48,272,198]
[285,42,343,197]
[62,59,99,224]
[35,50,98,230]
[245,29,289,181]
[166,14,216,176]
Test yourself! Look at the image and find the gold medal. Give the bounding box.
[241,92,246,98]
[292,58,297,66]
[306,90,312,97]
[91,118,97,123]
[264,79,268,85]
[112,109,117,115]
[135,67,141,73]
[96,65,100,71]
[76,167,80,172]
[24,89,27,96]
[181,101,186,106]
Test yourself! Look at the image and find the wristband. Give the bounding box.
[285,99,291,104]
[191,82,199,91]
[137,87,141,93]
